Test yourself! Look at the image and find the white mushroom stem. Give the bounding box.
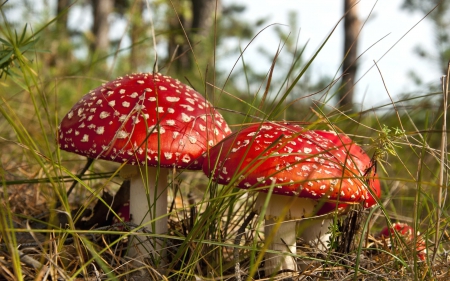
[120,165,168,258]
[263,218,298,276]
[255,193,333,277]
[297,218,333,251]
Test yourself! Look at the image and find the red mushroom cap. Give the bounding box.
[378,222,414,239]
[58,72,232,169]
[378,222,426,261]
[313,130,381,208]
[203,123,376,205]
[112,201,130,224]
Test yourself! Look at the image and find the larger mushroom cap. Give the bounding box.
[203,122,378,205]
[58,72,232,169]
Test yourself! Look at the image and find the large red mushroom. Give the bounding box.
[202,122,380,277]
[58,72,231,256]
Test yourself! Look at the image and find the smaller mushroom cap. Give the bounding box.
[313,130,380,208]
[203,123,378,205]
[58,72,232,169]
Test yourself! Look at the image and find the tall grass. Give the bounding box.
[1,1,450,280]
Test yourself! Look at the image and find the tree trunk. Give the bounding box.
[167,0,219,72]
[167,2,189,70]
[129,0,146,71]
[191,0,218,37]
[56,0,70,33]
[339,0,360,110]
[45,0,71,69]
[91,0,113,53]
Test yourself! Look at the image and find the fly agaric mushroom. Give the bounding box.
[297,130,381,248]
[202,123,380,277]
[58,72,231,256]
[378,222,426,261]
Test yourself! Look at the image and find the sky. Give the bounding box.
[223,0,441,109]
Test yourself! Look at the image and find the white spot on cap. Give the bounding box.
[159,86,167,91]
[81,134,89,142]
[188,136,197,144]
[166,120,176,126]
[122,101,130,107]
[117,130,130,139]
[181,113,191,122]
[149,97,156,102]
[304,147,312,154]
[168,108,175,113]
[182,154,191,163]
[99,111,110,119]
[119,115,127,122]
[166,97,180,102]
[67,111,74,119]
[164,152,173,159]
[96,127,105,134]
[156,107,164,113]
[180,104,194,111]
[131,116,140,124]
[134,104,145,111]
[148,125,165,134]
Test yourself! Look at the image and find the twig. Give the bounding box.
[434,61,450,261]
[17,249,46,270]
[63,157,94,203]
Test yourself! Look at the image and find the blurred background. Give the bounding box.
[2,0,447,110]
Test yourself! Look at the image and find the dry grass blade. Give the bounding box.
[434,61,450,260]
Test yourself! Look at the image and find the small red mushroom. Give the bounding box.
[112,201,130,227]
[202,123,380,276]
[59,72,231,256]
[378,222,426,261]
